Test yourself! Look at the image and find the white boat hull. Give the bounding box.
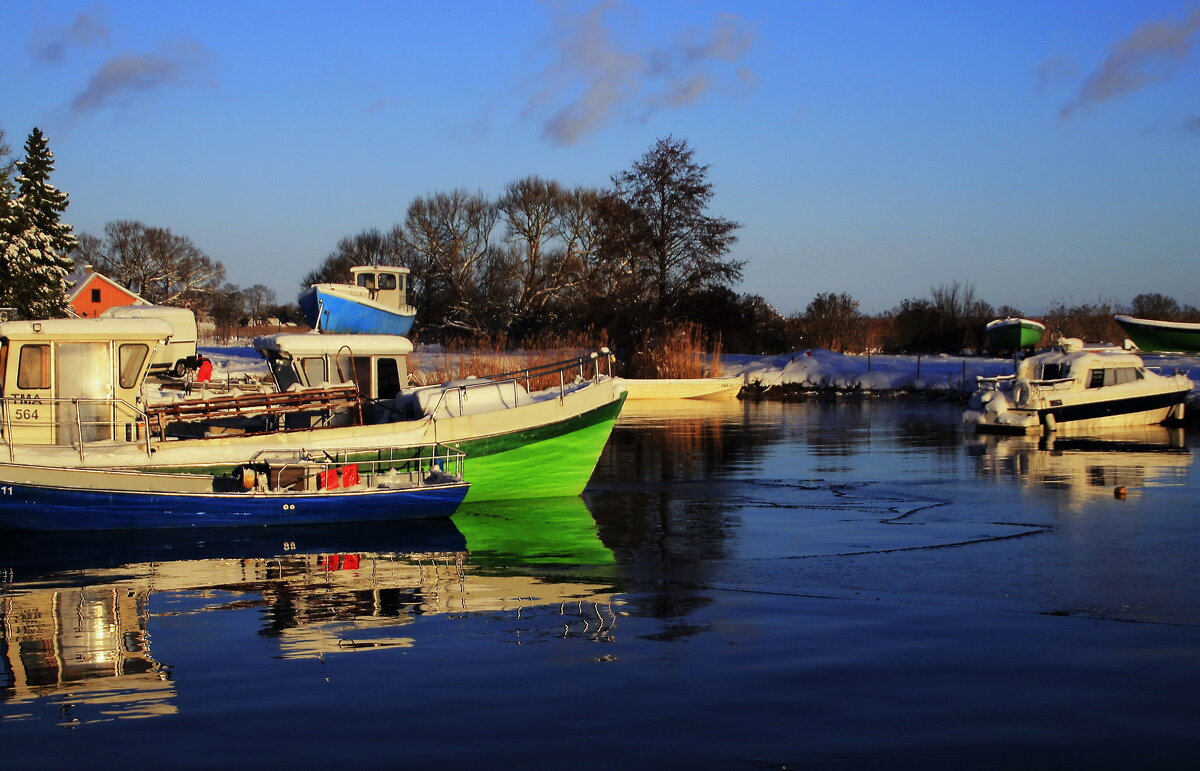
[617,376,743,400]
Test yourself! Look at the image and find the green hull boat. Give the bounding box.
[985,317,1045,351]
[1114,315,1200,353]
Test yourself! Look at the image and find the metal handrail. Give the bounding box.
[0,395,153,461]
[246,442,466,485]
[422,349,615,420]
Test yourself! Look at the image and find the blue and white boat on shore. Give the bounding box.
[299,265,416,335]
[0,445,468,530]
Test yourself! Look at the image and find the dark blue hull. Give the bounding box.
[298,286,415,335]
[0,481,469,531]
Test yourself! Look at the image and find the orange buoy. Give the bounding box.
[1114,486,1127,499]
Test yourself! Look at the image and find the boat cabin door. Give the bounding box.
[3,340,55,444]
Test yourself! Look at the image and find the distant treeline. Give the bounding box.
[791,286,1200,355]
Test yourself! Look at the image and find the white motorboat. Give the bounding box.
[964,338,1192,434]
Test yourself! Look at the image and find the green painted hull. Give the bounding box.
[455,393,625,502]
[1115,315,1200,353]
[139,392,627,503]
[986,318,1045,350]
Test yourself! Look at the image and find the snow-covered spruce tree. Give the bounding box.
[0,159,31,317]
[2,128,77,319]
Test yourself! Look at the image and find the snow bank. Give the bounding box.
[724,349,1200,396]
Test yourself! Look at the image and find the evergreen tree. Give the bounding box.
[0,128,77,318]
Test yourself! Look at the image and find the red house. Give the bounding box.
[66,265,150,318]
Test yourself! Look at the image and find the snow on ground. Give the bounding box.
[722,348,1200,402]
[200,345,271,382]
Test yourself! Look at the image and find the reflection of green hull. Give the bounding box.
[457,393,626,502]
[1115,315,1200,353]
[454,496,614,565]
[986,318,1045,350]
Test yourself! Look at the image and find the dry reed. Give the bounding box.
[408,330,609,391]
[626,322,724,379]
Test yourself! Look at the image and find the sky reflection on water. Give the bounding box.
[2,399,1199,767]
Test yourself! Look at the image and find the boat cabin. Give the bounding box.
[351,266,410,311]
[0,318,171,445]
[1015,339,1147,390]
[254,333,411,400]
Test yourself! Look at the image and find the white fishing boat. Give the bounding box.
[964,338,1192,434]
[0,319,626,502]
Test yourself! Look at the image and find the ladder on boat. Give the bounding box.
[145,384,363,438]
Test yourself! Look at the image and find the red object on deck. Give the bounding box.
[340,465,360,487]
[196,358,213,382]
[319,468,340,490]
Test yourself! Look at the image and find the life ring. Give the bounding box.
[1011,378,1032,406]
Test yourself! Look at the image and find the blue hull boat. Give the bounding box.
[0,480,467,531]
[299,285,416,336]
[0,447,468,531]
[299,266,416,335]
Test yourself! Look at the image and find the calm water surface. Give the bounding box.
[2,399,1199,768]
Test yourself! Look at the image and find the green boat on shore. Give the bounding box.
[985,317,1045,351]
[1114,315,1200,354]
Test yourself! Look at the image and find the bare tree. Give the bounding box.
[403,190,499,334]
[242,284,276,320]
[81,220,224,307]
[609,136,743,327]
[301,228,407,288]
[496,176,594,329]
[798,292,867,352]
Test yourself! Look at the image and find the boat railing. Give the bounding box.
[246,442,466,488]
[0,395,153,463]
[422,348,616,418]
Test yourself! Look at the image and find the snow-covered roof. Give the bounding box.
[0,317,173,342]
[254,332,414,357]
[350,265,409,276]
[65,268,151,304]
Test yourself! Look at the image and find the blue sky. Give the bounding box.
[3,0,1198,315]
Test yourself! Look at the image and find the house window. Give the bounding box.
[91,288,101,303]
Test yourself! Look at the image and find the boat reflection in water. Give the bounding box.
[968,426,1191,509]
[0,497,616,723]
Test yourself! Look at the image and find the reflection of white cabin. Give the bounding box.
[0,318,170,445]
[351,266,411,312]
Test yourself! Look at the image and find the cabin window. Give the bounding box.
[1041,362,1068,380]
[17,344,50,389]
[1115,367,1143,385]
[301,357,326,385]
[377,358,401,399]
[1088,367,1142,388]
[356,274,376,289]
[118,344,150,388]
[266,355,300,391]
[378,273,397,290]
